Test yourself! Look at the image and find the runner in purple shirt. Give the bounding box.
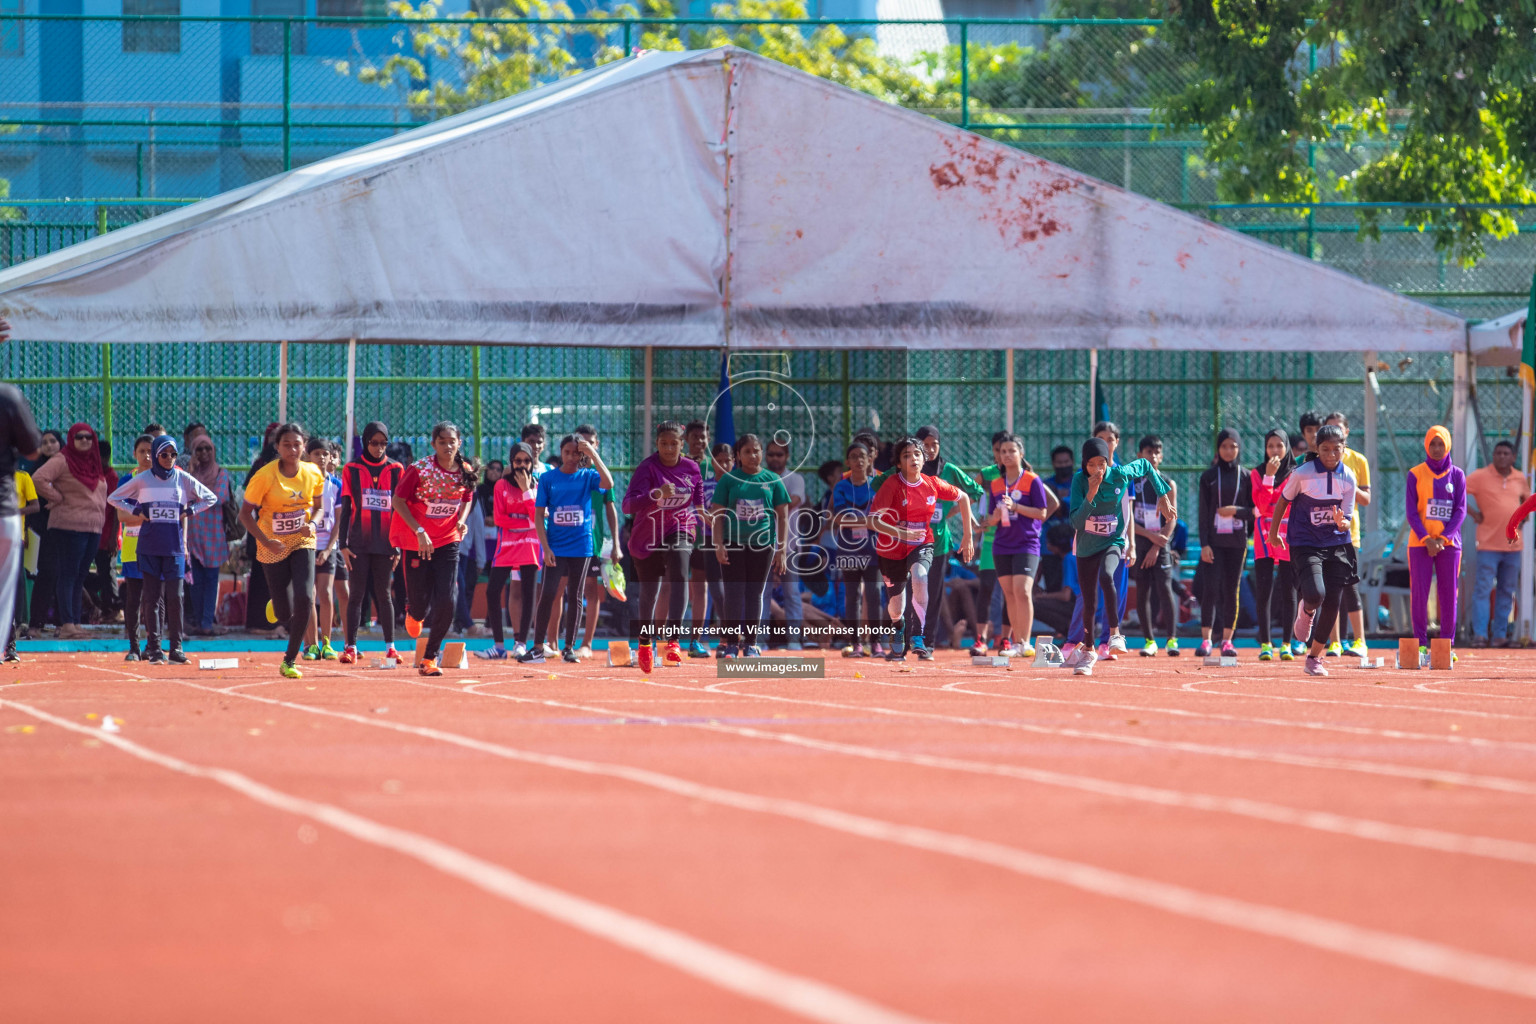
[622,420,706,665]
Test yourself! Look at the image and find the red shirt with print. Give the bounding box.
[870,472,962,558]
[388,457,472,549]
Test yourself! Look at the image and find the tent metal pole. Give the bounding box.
[1522,377,1534,643]
[1087,348,1097,433]
[1004,349,1014,433]
[345,336,357,452]
[278,339,289,422]
[1362,350,1378,535]
[643,345,654,445]
[1453,346,1470,464]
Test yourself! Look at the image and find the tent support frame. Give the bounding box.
[1363,350,1378,536]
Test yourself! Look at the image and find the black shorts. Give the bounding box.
[878,545,934,589]
[1291,544,1359,589]
[587,555,605,578]
[316,548,350,582]
[993,551,1040,577]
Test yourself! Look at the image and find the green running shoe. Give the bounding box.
[1258,642,1274,661]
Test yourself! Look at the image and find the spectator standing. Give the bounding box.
[32,422,109,640]
[24,428,61,631]
[0,384,42,650]
[184,430,234,635]
[1465,439,1528,647]
[765,436,807,648]
[1046,445,1075,520]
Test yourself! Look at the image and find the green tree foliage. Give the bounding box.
[1157,0,1536,263]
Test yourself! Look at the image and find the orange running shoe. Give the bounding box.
[637,640,654,674]
[405,615,422,639]
[418,657,441,677]
[384,645,401,662]
[663,641,683,666]
[337,645,357,664]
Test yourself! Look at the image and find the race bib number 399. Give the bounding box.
[273,510,306,534]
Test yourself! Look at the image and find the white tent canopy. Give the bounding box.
[0,47,1465,351]
[1469,308,1526,366]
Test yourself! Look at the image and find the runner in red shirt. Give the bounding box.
[869,437,975,661]
[390,422,476,676]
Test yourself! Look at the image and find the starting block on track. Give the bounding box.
[1395,637,1421,670]
[1203,655,1239,668]
[607,641,632,667]
[441,642,468,670]
[371,657,398,670]
[413,638,428,667]
[198,658,239,671]
[971,655,1010,667]
[1354,653,1385,669]
[1032,638,1065,669]
[1430,638,1454,670]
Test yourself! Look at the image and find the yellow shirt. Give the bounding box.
[1340,447,1369,547]
[242,461,324,563]
[14,471,36,513]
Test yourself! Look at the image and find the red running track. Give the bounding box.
[3,647,1536,1022]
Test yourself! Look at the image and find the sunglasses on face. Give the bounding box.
[74,432,94,441]
[194,445,213,453]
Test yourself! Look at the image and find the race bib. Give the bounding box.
[1309,506,1339,527]
[1426,500,1453,521]
[1086,515,1117,536]
[122,524,141,538]
[272,509,306,535]
[735,498,765,524]
[148,505,180,523]
[361,488,391,511]
[930,505,944,523]
[424,501,459,519]
[552,505,586,527]
[847,526,869,541]
[1137,505,1160,530]
[1215,513,1237,534]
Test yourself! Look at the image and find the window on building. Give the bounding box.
[0,0,23,58]
[251,0,305,55]
[317,0,388,25]
[123,0,180,53]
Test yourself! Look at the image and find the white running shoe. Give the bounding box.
[1060,643,1083,669]
[512,641,527,658]
[543,643,559,658]
[1292,606,1315,647]
[1074,648,1097,676]
[1108,633,1128,654]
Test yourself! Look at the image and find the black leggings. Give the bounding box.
[1134,557,1176,642]
[123,576,144,651]
[635,541,693,644]
[1078,547,1124,648]
[263,548,317,664]
[485,564,537,646]
[345,551,397,647]
[404,541,459,661]
[141,573,183,652]
[841,554,882,645]
[533,555,591,652]
[1202,546,1246,645]
[722,544,773,648]
[1293,546,1358,646]
[1251,557,1296,646]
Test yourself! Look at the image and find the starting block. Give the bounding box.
[1430,638,1454,670]
[971,655,1010,667]
[1395,637,1421,670]
[441,642,468,670]
[1203,655,1239,668]
[198,658,239,671]
[1032,638,1065,669]
[371,657,398,670]
[607,641,632,667]
[412,638,428,667]
[1354,652,1385,669]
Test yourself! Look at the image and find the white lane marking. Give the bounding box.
[0,696,937,1024]
[908,675,1536,753]
[606,673,1536,797]
[1105,673,1536,723]
[26,686,1536,1004]
[72,662,1536,862]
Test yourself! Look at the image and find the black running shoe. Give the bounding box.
[144,648,166,665]
[125,649,140,662]
[167,649,189,665]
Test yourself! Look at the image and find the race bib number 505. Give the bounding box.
[552,506,585,527]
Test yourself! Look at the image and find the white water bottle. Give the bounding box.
[999,497,1011,528]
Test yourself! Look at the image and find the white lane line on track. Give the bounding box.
[0,695,937,1024]
[1100,673,1536,722]
[647,675,1536,796]
[904,675,1536,753]
[190,663,1536,867]
[1413,680,1527,700]
[27,680,1536,1003]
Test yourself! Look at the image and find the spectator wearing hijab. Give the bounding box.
[24,428,62,632]
[185,429,235,635]
[32,422,110,639]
